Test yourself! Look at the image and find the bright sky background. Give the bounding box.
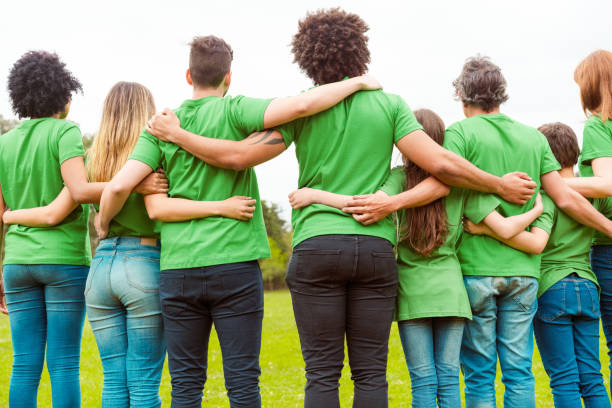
[1,0,610,220]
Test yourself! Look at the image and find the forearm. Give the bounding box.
[171,128,243,169]
[98,184,131,228]
[68,181,107,204]
[485,207,542,240]
[145,194,225,222]
[310,190,353,210]
[564,177,612,198]
[389,177,450,211]
[556,189,612,237]
[3,187,79,227]
[480,226,547,254]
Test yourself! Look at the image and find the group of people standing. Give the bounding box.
[0,7,611,408]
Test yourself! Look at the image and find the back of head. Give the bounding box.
[574,49,612,121]
[537,122,580,168]
[402,109,449,256]
[453,55,508,112]
[189,35,233,88]
[88,81,156,182]
[8,50,82,119]
[291,8,370,85]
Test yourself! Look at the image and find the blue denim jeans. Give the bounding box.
[3,264,89,408]
[592,245,612,385]
[85,237,165,408]
[160,261,264,408]
[533,275,610,408]
[398,317,465,408]
[460,276,538,408]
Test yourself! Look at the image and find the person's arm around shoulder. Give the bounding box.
[564,157,612,198]
[144,194,256,222]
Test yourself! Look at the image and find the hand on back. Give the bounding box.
[147,108,181,142]
[221,196,256,221]
[500,172,537,204]
[134,170,169,195]
[288,188,316,209]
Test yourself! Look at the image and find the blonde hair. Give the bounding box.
[87,82,156,182]
[574,50,612,122]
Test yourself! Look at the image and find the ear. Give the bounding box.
[186,69,193,86]
[224,71,232,88]
[59,100,71,119]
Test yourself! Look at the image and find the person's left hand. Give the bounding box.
[94,211,109,240]
[134,170,169,195]
[146,108,181,142]
[342,191,393,225]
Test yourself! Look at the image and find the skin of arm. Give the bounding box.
[0,184,7,313]
[541,170,612,237]
[464,219,550,255]
[61,156,107,204]
[144,194,256,222]
[288,187,353,210]
[564,157,612,198]
[479,193,544,240]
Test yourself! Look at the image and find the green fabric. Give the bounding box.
[0,118,91,265]
[579,115,612,246]
[538,192,607,297]
[444,113,561,278]
[129,95,271,270]
[380,166,500,320]
[278,91,423,247]
[93,194,160,239]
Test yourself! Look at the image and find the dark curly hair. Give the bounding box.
[291,8,370,85]
[453,55,508,112]
[8,51,82,119]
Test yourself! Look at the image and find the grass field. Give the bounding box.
[0,290,610,407]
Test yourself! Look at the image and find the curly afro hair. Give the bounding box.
[8,51,82,119]
[453,55,509,112]
[291,8,370,85]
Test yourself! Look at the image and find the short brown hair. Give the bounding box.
[574,50,612,122]
[453,56,509,112]
[189,36,233,88]
[538,122,580,168]
[291,8,370,85]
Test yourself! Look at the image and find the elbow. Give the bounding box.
[44,213,63,227]
[293,100,311,118]
[146,205,163,221]
[430,160,457,181]
[497,228,515,241]
[69,191,89,204]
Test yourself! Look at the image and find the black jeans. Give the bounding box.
[159,261,264,408]
[286,234,398,408]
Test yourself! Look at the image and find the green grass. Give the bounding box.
[0,290,609,407]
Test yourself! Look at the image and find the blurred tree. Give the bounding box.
[260,201,292,289]
[0,114,19,135]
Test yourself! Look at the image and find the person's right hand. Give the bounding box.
[134,170,169,195]
[533,193,543,214]
[146,108,181,142]
[94,211,109,240]
[288,188,316,209]
[356,75,382,91]
[221,196,256,221]
[499,172,537,205]
[463,218,490,236]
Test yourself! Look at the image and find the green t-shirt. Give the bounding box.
[538,192,608,297]
[94,194,160,239]
[278,91,423,247]
[579,115,612,246]
[129,95,271,270]
[444,113,560,278]
[0,118,91,265]
[381,166,500,320]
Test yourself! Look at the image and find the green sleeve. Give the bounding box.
[393,96,424,144]
[539,134,561,175]
[58,124,85,164]
[443,125,467,158]
[463,190,501,224]
[581,120,612,164]
[379,166,406,195]
[229,95,273,135]
[276,120,298,148]
[531,194,555,234]
[128,131,162,171]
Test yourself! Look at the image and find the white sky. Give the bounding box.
[1,0,610,220]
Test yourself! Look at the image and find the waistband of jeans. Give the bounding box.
[98,236,161,251]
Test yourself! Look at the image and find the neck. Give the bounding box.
[559,167,575,178]
[464,105,501,118]
[192,85,225,99]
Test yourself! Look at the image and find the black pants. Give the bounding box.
[159,261,264,408]
[286,234,398,408]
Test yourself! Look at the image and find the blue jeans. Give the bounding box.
[3,264,89,408]
[592,245,612,385]
[160,261,264,408]
[85,237,165,408]
[533,276,610,408]
[398,318,464,408]
[460,276,538,408]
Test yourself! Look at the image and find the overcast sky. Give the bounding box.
[1,0,610,219]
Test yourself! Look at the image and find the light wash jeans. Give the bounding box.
[85,237,165,408]
[592,245,612,385]
[460,276,538,408]
[398,317,465,408]
[3,264,89,408]
[534,275,610,408]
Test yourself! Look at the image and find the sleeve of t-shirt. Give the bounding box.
[581,120,612,164]
[379,166,406,196]
[58,124,85,164]
[393,96,424,144]
[539,133,562,175]
[276,120,298,149]
[229,95,273,135]
[462,190,502,224]
[531,194,555,234]
[443,125,467,159]
[128,131,162,171]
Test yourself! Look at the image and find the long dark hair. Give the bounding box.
[400,109,449,256]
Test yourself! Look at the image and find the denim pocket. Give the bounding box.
[536,281,565,321]
[584,280,601,318]
[371,251,397,282]
[125,256,161,293]
[84,257,103,297]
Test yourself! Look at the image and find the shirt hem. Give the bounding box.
[160,251,270,271]
[3,257,91,266]
[293,229,395,248]
[461,270,539,278]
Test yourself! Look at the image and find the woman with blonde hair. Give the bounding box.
[4,81,256,407]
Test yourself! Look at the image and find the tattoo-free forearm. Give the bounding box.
[144,194,224,222]
[564,177,612,198]
[389,177,450,211]
[3,187,78,227]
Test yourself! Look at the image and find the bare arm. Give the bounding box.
[60,156,106,204]
[542,170,612,237]
[144,194,256,222]
[564,157,612,198]
[342,177,451,225]
[288,187,353,210]
[479,194,544,240]
[0,184,7,314]
[2,187,78,227]
[464,219,550,255]
[395,130,536,205]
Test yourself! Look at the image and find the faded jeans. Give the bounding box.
[592,245,612,385]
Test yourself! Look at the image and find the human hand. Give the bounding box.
[463,218,490,235]
[221,196,256,221]
[288,188,317,209]
[134,170,169,195]
[146,108,181,142]
[342,191,394,225]
[355,74,382,91]
[499,172,536,205]
[94,211,109,239]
